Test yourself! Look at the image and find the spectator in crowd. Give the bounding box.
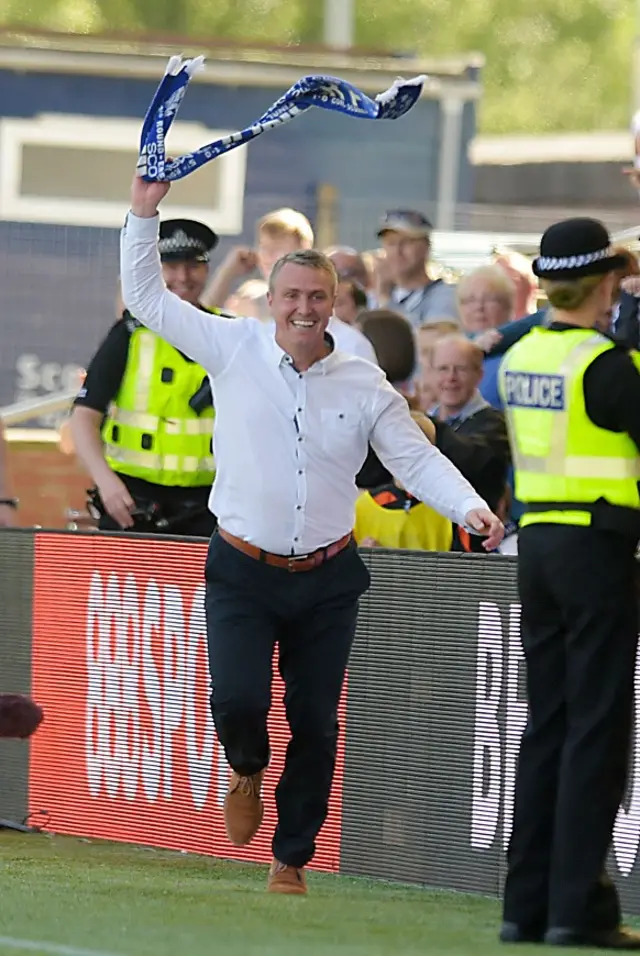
[356,308,415,394]
[428,335,511,551]
[324,246,372,290]
[457,264,516,335]
[455,264,519,408]
[356,309,421,490]
[610,247,640,349]
[0,418,16,528]
[354,450,453,552]
[352,310,453,550]
[202,207,314,318]
[415,319,459,411]
[372,210,459,327]
[224,278,271,318]
[333,279,368,326]
[356,311,509,553]
[492,247,538,319]
[70,219,219,537]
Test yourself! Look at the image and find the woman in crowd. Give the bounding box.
[457,264,516,334]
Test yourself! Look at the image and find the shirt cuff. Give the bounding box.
[124,210,160,237]
[459,495,490,531]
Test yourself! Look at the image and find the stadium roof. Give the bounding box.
[0,26,483,98]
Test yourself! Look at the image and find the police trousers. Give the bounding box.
[204,533,370,868]
[503,523,638,934]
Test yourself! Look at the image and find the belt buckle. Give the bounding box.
[287,552,309,572]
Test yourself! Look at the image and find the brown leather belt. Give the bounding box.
[218,528,353,573]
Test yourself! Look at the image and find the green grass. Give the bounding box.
[0,833,628,955]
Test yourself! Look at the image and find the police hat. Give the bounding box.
[532,217,627,280]
[158,219,219,263]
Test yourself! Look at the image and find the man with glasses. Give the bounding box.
[373,210,459,327]
[428,334,510,551]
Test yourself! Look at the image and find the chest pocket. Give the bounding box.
[320,408,363,457]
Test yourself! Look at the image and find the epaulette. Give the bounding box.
[122,310,143,332]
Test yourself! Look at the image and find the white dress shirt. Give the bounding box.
[121,213,488,555]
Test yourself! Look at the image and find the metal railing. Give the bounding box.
[0,389,76,426]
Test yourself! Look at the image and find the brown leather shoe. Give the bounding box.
[223,770,265,846]
[267,859,307,895]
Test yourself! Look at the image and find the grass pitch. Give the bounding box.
[0,833,626,955]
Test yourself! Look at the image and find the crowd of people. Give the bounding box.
[2,199,639,556]
[29,205,525,545]
[199,202,640,558]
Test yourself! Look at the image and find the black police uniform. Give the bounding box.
[500,220,640,950]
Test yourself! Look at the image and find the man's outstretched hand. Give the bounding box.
[130,171,171,219]
[464,508,505,552]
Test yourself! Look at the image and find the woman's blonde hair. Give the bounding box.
[456,264,516,309]
[540,274,605,311]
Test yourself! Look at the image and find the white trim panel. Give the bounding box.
[0,113,247,231]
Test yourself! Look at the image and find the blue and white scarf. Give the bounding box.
[137,55,427,181]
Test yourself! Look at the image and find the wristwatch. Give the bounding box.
[0,498,18,509]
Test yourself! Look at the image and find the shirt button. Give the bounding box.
[297,470,303,475]
[298,374,303,379]
[297,436,303,442]
[294,536,299,542]
[296,505,302,510]
[297,407,302,413]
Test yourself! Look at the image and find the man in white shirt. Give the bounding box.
[121,172,504,896]
[241,280,377,363]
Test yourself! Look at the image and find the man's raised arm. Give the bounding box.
[120,173,245,375]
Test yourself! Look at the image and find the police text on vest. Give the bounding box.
[503,372,565,410]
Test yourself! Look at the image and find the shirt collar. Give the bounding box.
[430,389,489,425]
[267,325,336,374]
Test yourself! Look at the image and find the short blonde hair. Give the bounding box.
[430,334,484,372]
[540,275,605,311]
[456,265,516,309]
[268,249,337,294]
[417,319,460,337]
[256,207,314,247]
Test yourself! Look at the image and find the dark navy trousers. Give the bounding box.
[205,532,370,867]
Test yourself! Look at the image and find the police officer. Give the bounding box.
[498,218,640,949]
[70,219,220,537]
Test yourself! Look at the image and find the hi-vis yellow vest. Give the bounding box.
[102,327,215,487]
[354,490,453,551]
[498,326,640,528]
